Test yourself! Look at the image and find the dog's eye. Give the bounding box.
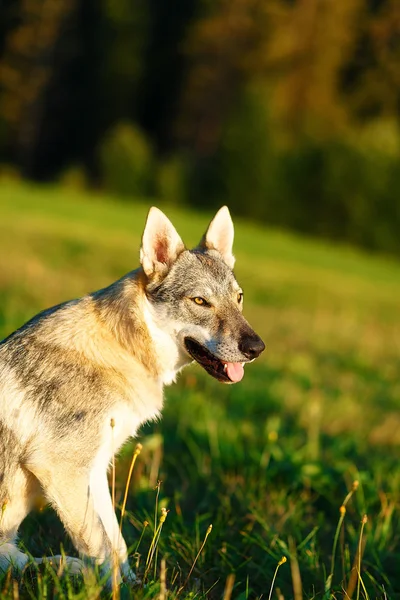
[192,297,209,307]
[237,292,243,303]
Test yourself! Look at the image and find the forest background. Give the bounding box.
[0,0,399,256]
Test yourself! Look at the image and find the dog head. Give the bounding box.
[140,206,265,383]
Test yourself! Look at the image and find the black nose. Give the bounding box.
[238,333,265,360]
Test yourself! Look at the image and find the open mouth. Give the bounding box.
[184,338,244,384]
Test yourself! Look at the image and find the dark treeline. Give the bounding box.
[0,0,399,255]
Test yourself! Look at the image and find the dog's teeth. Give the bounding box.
[223,364,227,372]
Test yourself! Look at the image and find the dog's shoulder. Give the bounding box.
[0,299,75,346]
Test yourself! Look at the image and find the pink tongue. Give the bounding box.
[225,362,244,383]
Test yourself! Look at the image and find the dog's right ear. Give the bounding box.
[140,207,185,278]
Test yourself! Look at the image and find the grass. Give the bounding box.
[0,180,400,599]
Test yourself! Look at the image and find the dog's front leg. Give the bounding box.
[29,462,116,582]
[89,467,136,583]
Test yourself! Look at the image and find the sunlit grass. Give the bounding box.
[0,180,399,598]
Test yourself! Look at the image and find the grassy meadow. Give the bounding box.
[0,181,400,599]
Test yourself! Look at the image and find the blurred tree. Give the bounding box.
[100,121,154,197]
[101,0,149,126]
[268,0,364,136]
[0,0,80,177]
[177,0,270,156]
[138,0,198,152]
[341,0,400,121]
[0,0,399,254]
[178,0,369,150]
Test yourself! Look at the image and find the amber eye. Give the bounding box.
[193,297,208,306]
[237,292,243,303]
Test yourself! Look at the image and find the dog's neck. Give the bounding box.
[91,269,190,386]
[141,295,191,386]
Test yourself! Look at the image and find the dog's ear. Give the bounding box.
[140,207,185,277]
[197,206,235,268]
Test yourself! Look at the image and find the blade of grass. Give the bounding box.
[268,557,287,600]
[289,537,302,600]
[144,508,169,583]
[177,524,212,595]
[346,514,368,599]
[356,515,368,600]
[325,481,359,598]
[119,443,142,539]
[223,574,235,600]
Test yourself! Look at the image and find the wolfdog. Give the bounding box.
[0,206,264,583]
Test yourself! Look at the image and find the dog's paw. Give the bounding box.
[35,555,84,576]
[122,566,140,586]
[62,556,85,575]
[0,545,29,573]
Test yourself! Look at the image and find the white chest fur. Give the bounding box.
[94,403,158,472]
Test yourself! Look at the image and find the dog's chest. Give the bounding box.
[93,402,159,470]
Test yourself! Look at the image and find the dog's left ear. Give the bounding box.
[197,206,235,268]
[140,207,185,278]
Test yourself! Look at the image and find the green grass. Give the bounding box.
[0,180,400,599]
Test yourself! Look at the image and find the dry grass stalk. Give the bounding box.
[159,558,167,600]
[135,520,149,554]
[268,556,287,600]
[119,443,143,538]
[289,536,303,600]
[276,587,285,600]
[325,481,359,598]
[177,524,213,595]
[346,514,368,599]
[144,508,169,583]
[12,579,19,600]
[223,573,235,600]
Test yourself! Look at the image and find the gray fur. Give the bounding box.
[0,206,264,585]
